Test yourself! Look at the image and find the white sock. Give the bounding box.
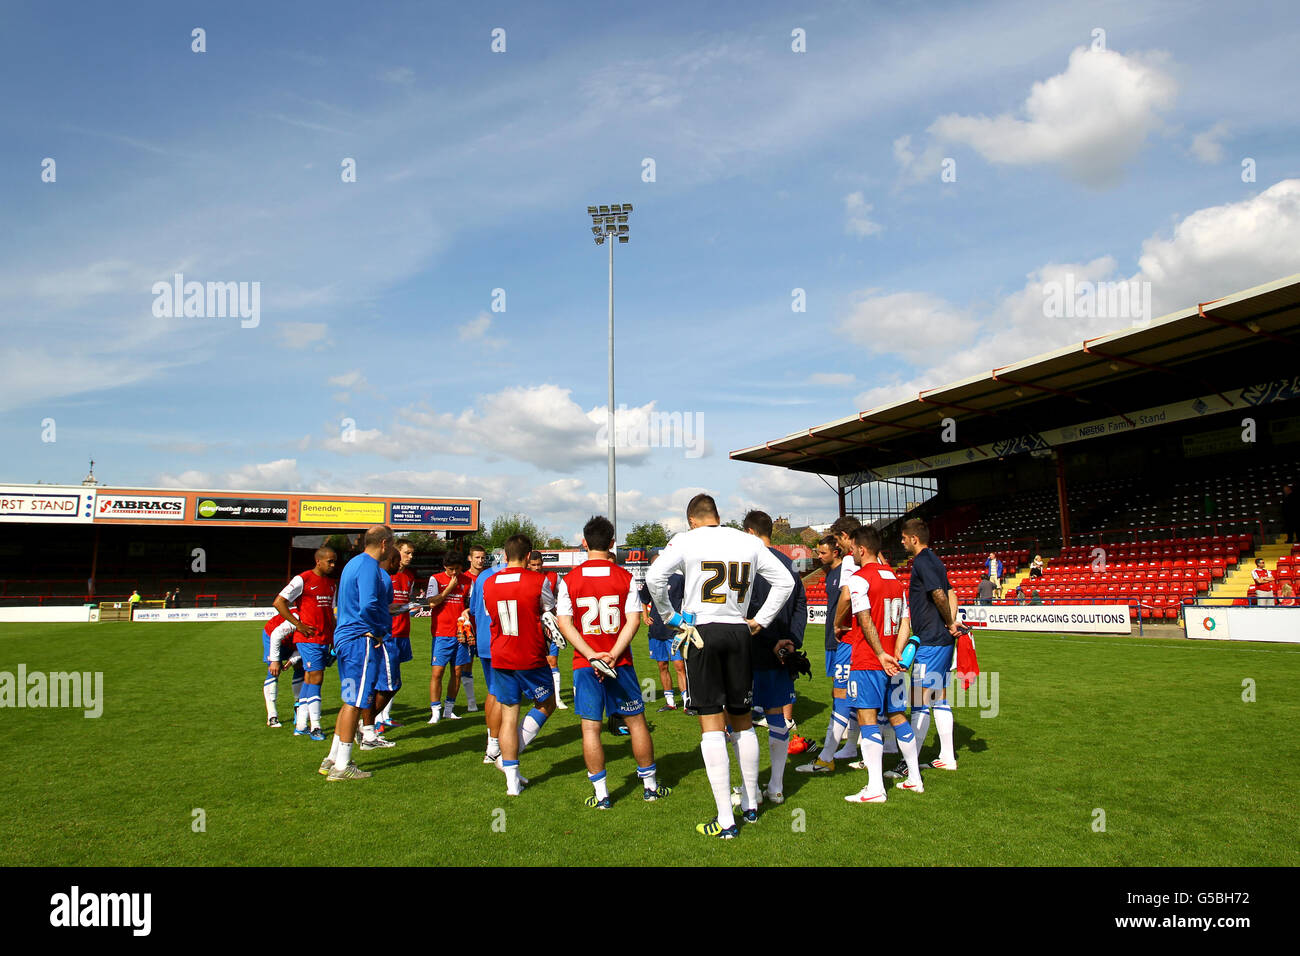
[835,717,860,758]
[935,703,956,763]
[504,762,521,795]
[328,734,340,763]
[552,669,562,700]
[334,740,353,771]
[521,713,546,752]
[464,677,477,709]
[308,698,322,730]
[664,688,675,707]
[735,727,761,812]
[859,725,884,796]
[429,702,441,722]
[486,735,500,757]
[443,699,454,718]
[263,677,277,718]
[376,699,392,724]
[361,723,376,743]
[820,712,848,762]
[700,731,736,829]
[295,696,310,731]
[913,708,932,749]
[896,722,922,781]
[590,772,609,801]
[882,722,899,754]
[768,728,789,795]
[291,675,304,709]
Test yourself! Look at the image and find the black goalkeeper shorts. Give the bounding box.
[683,621,754,716]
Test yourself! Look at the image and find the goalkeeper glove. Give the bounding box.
[541,611,566,649]
[668,611,702,660]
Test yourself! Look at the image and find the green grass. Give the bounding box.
[1,622,1297,866]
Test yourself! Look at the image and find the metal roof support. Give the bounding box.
[1080,341,1233,407]
[1196,298,1299,349]
[990,371,1135,427]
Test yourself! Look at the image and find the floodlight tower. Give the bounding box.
[587,202,632,540]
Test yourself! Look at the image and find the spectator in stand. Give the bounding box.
[985,552,1003,598]
[1283,483,1299,545]
[1277,583,1296,606]
[1029,590,1044,605]
[1030,554,1044,579]
[1251,558,1275,606]
[976,573,995,605]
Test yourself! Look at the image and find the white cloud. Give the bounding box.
[730,467,837,526]
[849,179,1300,410]
[808,372,855,386]
[329,370,366,388]
[276,321,331,349]
[381,66,416,85]
[844,192,883,238]
[458,311,493,342]
[925,47,1178,187]
[1190,122,1229,164]
[158,458,302,491]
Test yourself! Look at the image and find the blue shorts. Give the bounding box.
[547,641,560,658]
[479,657,493,691]
[824,649,836,678]
[573,665,645,721]
[491,667,555,706]
[912,644,955,691]
[831,642,852,690]
[297,642,331,673]
[752,668,796,710]
[648,637,683,662]
[432,634,460,667]
[396,636,413,665]
[261,628,295,664]
[375,640,401,693]
[848,670,889,712]
[336,638,380,709]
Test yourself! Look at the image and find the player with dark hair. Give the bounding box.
[484,534,558,795]
[528,550,567,709]
[274,547,339,741]
[897,517,960,773]
[427,550,470,724]
[841,526,924,802]
[375,539,416,733]
[645,493,794,839]
[738,509,807,805]
[556,515,670,808]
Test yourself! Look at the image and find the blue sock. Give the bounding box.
[767,713,789,740]
[526,707,549,730]
[864,724,882,746]
[833,695,851,720]
[636,763,656,780]
[893,720,916,744]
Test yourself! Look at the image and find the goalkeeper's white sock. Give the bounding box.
[464,676,477,709]
[700,731,735,829]
[934,701,956,764]
[834,716,860,759]
[735,727,761,812]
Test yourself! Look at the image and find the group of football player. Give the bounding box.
[257,498,969,836]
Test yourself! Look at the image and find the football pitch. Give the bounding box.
[1,622,1296,867]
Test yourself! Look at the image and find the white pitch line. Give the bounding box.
[982,633,1299,654]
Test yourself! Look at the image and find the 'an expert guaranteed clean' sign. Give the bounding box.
[959,604,1132,634]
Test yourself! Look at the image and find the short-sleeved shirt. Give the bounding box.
[428,572,469,637]
[845,564,910,670]
[556,559,640,670]
[280,570,338,645]
[390,569,415,638]
[908,547,953,646]
[483,567,555,670]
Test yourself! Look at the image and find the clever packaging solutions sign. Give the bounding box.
[0,485,95,523]
[958,604,1132,634]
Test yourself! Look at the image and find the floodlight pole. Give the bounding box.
[607,235,616,540]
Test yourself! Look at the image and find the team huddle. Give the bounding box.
[257,497,972,837]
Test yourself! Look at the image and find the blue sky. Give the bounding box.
[3,0,1298,540]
